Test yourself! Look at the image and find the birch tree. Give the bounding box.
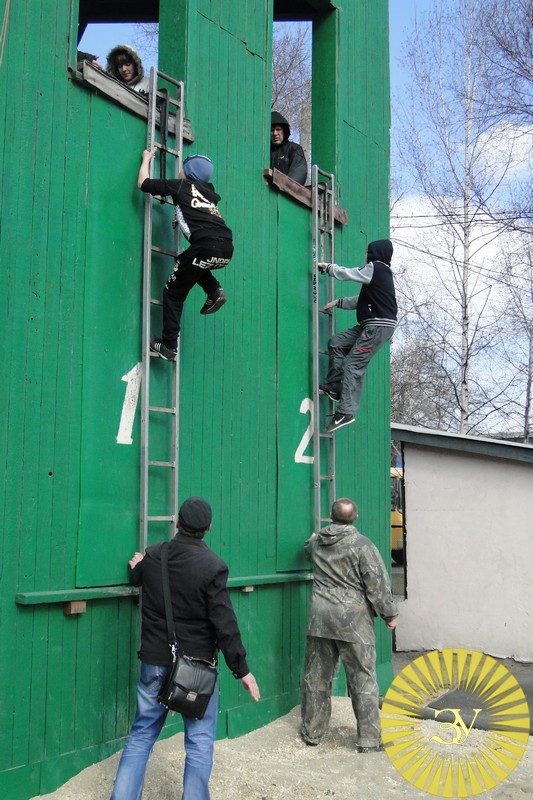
[392,0,531,434]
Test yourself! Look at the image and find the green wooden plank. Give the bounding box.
[276,195,315,571]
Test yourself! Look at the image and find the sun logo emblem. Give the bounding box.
[381,649,530,796]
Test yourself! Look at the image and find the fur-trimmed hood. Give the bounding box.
[106,44,148,91]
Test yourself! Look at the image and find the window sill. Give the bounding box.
[263,168,348,224]
[71,61,195,143]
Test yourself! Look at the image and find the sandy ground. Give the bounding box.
[33,694,533,800]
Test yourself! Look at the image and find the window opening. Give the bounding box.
[271,20,312,185]
[77,22,157,78]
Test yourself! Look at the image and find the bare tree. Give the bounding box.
[495,234,533,441]
[133,23,158,61]
[477,0,533,126]
[392,0,531,434]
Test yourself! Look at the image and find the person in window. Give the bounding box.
[105,44,150,94]
[270,111,308,185]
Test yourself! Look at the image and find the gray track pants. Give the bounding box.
[325,323,394,416]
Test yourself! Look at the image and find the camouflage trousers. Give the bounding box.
[300,636,380,748]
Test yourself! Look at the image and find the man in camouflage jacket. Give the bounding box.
[300,497,398,751]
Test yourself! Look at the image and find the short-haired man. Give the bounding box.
[300,497,398,752]
[270,111,308,185]
[110,497,260,800]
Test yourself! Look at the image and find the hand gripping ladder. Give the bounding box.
[140,67,185,551]
[311,165,337,534]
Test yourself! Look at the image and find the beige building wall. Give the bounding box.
[395,443,533,662]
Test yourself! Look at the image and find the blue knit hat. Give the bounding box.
[183,155,213,182]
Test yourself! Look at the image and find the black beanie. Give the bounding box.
[177,497,212,535]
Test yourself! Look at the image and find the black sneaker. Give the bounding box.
[150,338,177,362]
[319,384,341,402]
[200,288,227,315]
[357,744,384,753]
[326,412,354,433]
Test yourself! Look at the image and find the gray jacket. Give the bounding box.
[305,524,398,643]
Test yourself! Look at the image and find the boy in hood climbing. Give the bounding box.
[318,239,398,432]
[106,45,150,94]
[270,111,308,185]
[138,149,234,361]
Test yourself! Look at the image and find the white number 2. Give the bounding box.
[294,397,314,464]
[116,363,142,445]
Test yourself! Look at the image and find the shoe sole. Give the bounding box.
[200,294,227,315]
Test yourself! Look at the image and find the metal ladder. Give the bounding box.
[311,165,337,533]
[140,67,185,552]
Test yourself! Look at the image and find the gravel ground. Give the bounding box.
[32,695,533,800]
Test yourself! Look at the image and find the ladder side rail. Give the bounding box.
[311,167,338,533]
[140,66,160,553]
[168,78,184,539]
[325,176,336,513]
[311,166,323,535]
[319,174,336,525]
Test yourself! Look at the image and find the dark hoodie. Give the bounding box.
[270,111,308,185]
[327,239,397,328]
[105,45,150,94]
[140,176,232,243]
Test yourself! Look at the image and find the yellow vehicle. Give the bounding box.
[391,467,404,564]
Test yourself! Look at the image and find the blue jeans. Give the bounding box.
[110,662,219,800]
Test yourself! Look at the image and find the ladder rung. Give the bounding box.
[148,460,176,468]
[319,431,334,438]
[147,515,175,522]
[152,244,179,257]
[156,144,181,158]
[160,96,181,109]
[148,405,176,414]
[320,475,334,481]
[151,196,175,207]
[150,298,163,306]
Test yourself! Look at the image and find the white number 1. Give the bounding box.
[294,397,314,464]
[116,363,142,445]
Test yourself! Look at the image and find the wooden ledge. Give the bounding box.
[71,62,195,142]
[264,168,348,224]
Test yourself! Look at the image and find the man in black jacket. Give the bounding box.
[318,240,398,433]
[270,111,308,185]
[110,497,260,800]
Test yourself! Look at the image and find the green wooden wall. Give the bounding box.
[0,0,393,797]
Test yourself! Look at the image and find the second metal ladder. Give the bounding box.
[311,165,337,533]
[140,67,185,551]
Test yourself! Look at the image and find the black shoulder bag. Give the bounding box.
[157,541,218,719]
